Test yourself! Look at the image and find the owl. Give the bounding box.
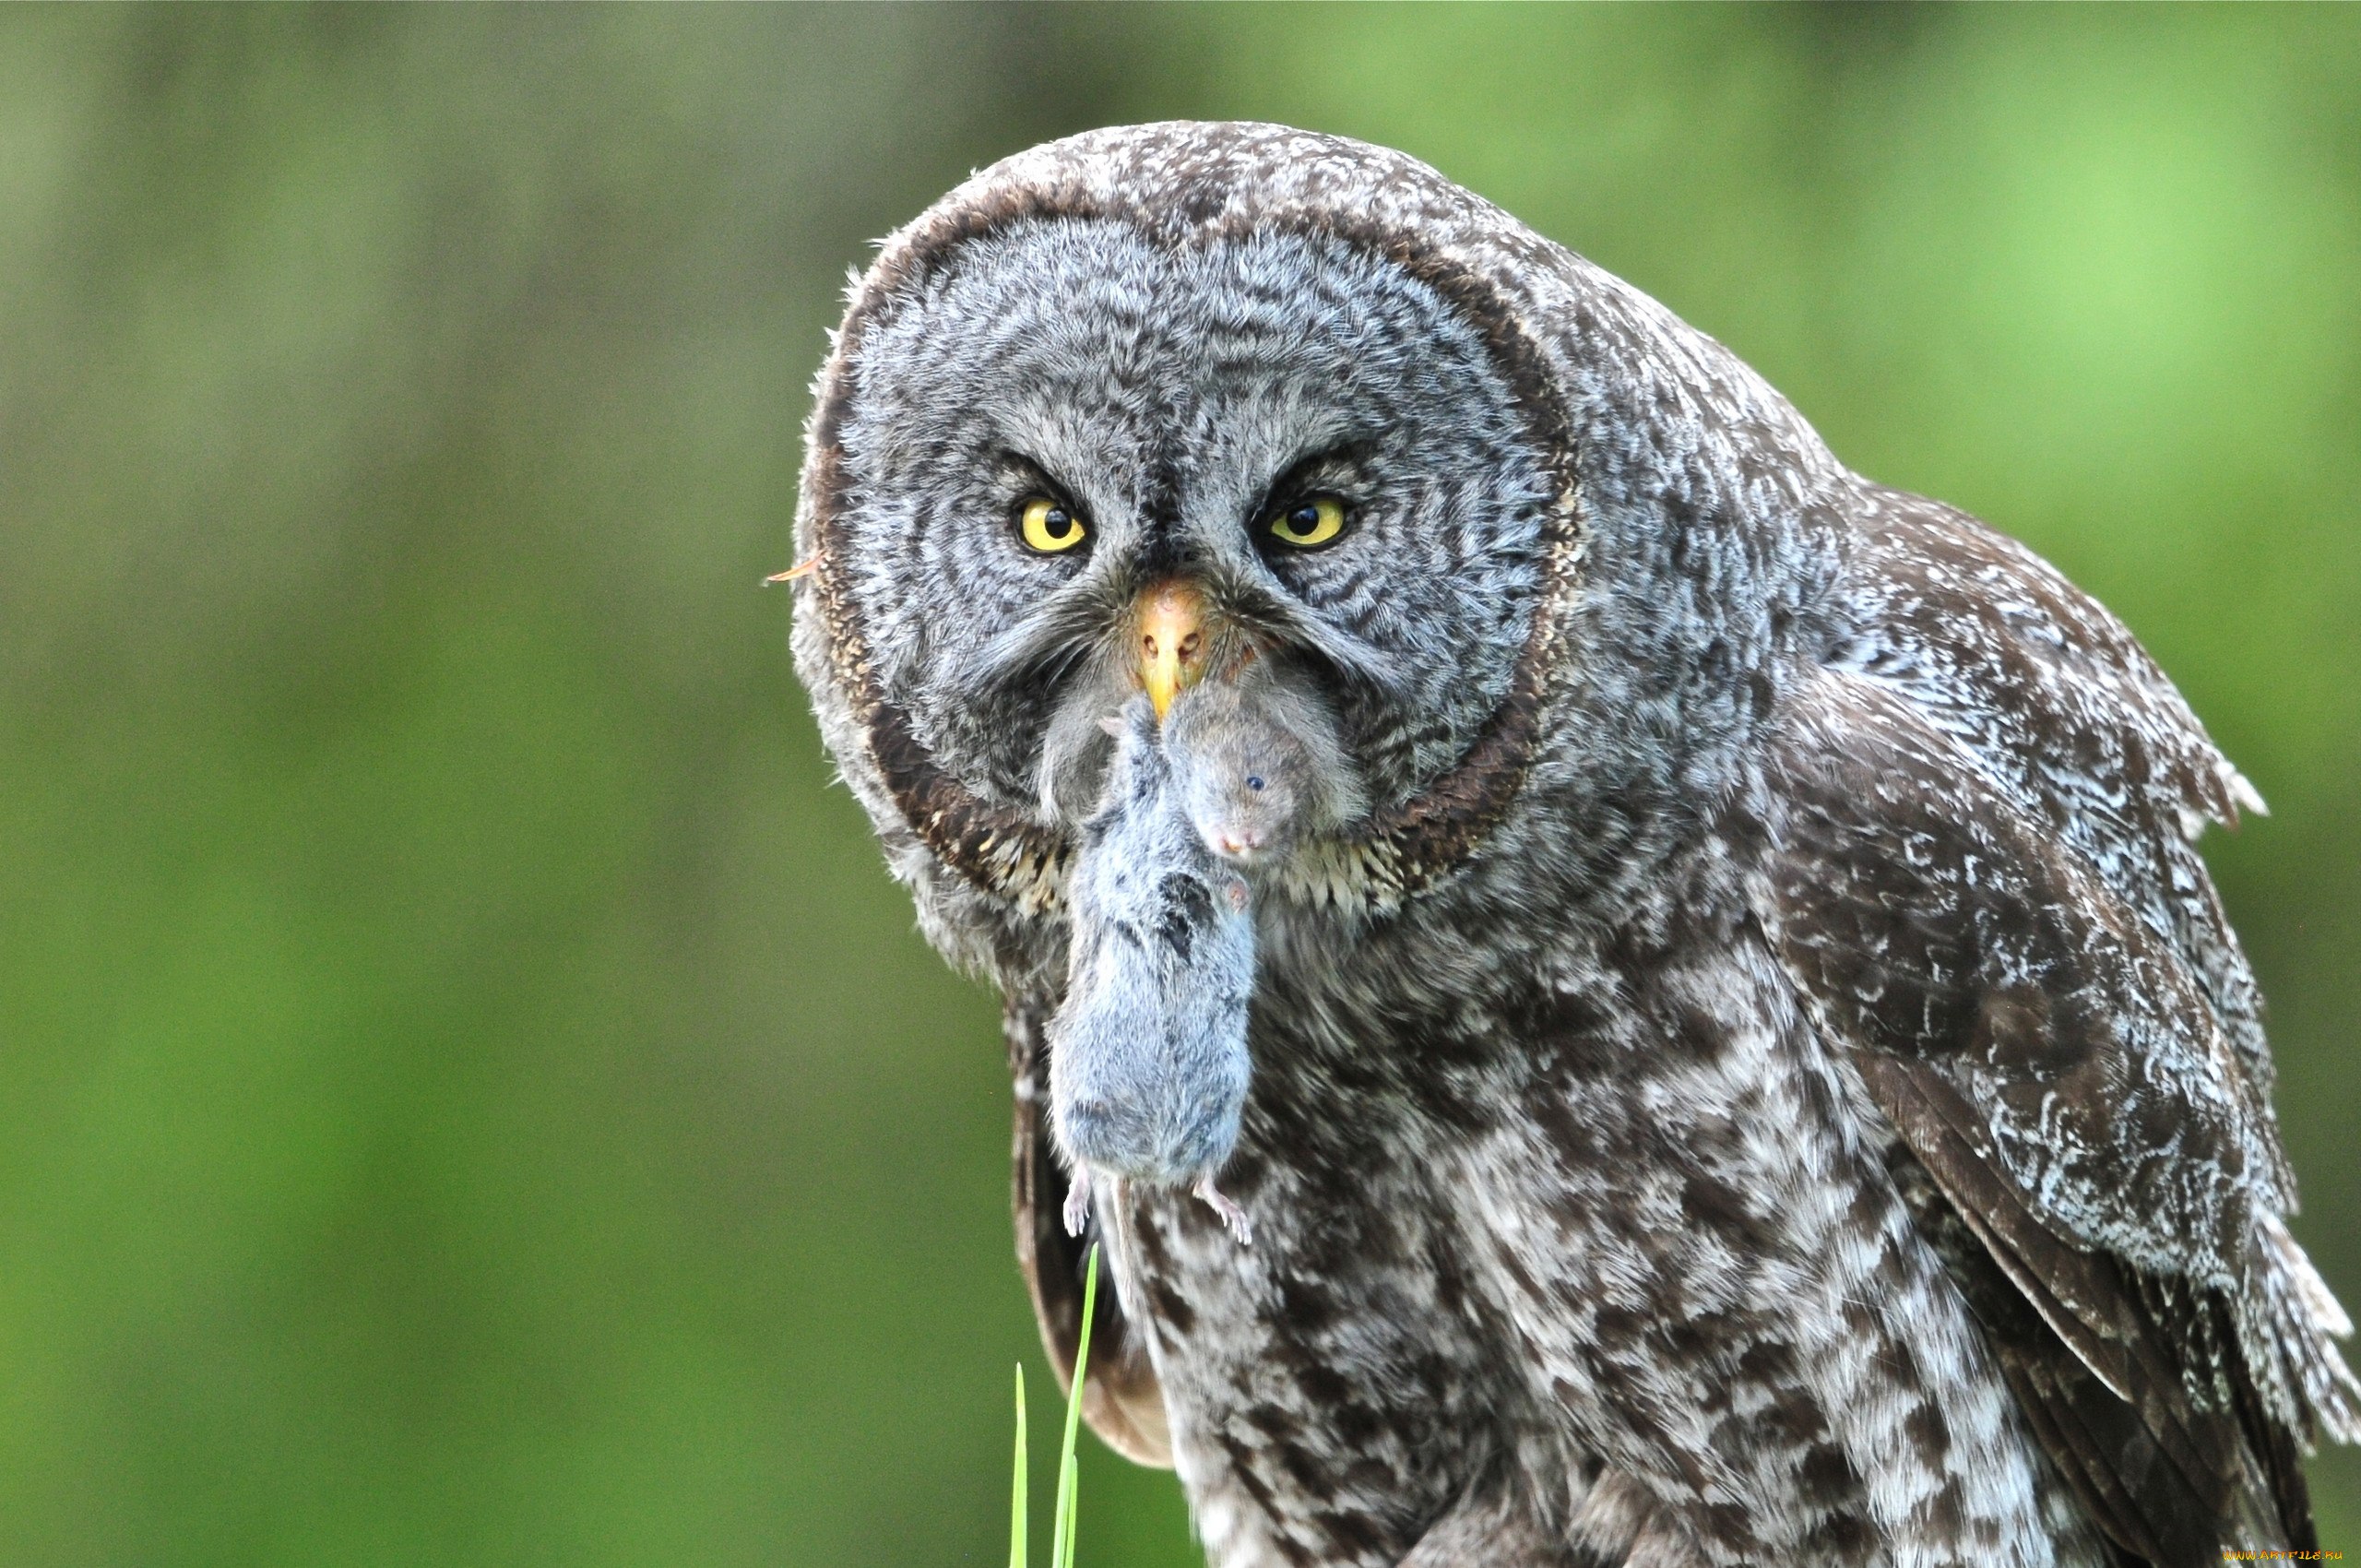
[789,123,2357,1566]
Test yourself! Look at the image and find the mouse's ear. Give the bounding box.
[1097,715,1126,738]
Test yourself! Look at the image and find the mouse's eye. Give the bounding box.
[1246,776,1265,792]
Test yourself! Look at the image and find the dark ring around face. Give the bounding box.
[798,177,1584,916]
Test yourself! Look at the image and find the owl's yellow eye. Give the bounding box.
[1264,495,1348,550]
[1018,495,1087,554]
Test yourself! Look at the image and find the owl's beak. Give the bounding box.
[1134,580,1208,721]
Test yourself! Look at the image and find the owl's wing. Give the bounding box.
[1758,490,2357,1563]
[1005,994,1172,1467]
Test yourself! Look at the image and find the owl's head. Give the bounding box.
[794,124,1833,942]
[833,206,1560,810]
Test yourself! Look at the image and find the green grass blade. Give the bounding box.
[1010,1364,1028,1568]
[1050,1243,1100,1568]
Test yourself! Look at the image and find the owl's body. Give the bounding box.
[1052,696,1255,1237]
[791,124,2356,1565]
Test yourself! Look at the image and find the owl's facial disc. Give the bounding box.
[834,215,1556,832]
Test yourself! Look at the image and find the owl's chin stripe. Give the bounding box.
[794,140,1584,918]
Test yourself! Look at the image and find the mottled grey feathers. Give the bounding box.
[789,121,2354,1567]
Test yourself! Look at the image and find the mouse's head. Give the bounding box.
[1166,681,1347,865]
[1190,730,1315,861]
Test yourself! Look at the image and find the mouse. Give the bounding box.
[1049,695,1256,1245]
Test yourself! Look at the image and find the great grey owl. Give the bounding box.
[789,122,2357,1566]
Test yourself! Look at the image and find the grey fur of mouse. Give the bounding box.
[1164,660,1366,869]
[1050,695,1256,1244]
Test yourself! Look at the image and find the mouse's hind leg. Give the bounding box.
[1192,1175,1252,1246]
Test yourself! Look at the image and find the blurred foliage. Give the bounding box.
[0,6,2354,1564]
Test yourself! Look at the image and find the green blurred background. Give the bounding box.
[1,6,2355,1563]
